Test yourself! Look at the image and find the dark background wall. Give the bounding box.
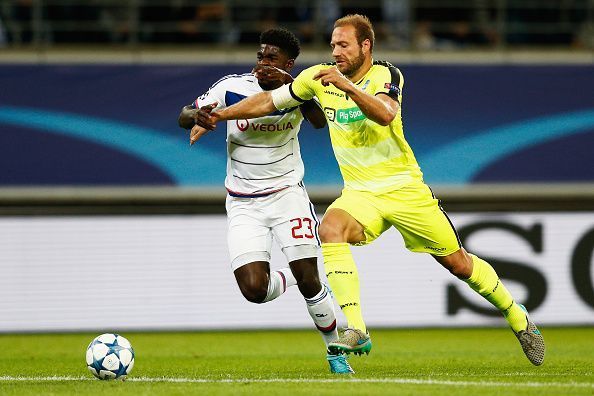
[1,64,593,187]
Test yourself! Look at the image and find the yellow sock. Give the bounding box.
[322,242,366,333]
[464,254,527,333]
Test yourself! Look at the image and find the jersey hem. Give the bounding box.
[226,186,291,198]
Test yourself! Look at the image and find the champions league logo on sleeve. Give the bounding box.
[384,83,401,96]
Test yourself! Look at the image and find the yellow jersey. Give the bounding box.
[289,61,423,193]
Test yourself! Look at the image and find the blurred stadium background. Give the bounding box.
[0,1,593,334]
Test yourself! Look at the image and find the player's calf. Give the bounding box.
[290,257,323,298]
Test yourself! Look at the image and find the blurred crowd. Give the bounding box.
[0,0,592,49]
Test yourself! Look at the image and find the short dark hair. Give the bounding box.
[334,14,375,52]
[259,28,301,59]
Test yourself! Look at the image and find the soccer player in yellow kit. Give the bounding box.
[200,14,545,368]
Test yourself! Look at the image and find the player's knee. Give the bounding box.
[237,277,268,304]
[319,220,346,243]
[290,258,317,282]
[449,261,469,278]
[290,258,321,298]
[319,210,365,244]
[441,251,473,279]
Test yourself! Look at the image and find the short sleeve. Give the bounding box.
[374,65,403,103]
[289,65,321,103]
[194,76,230,109]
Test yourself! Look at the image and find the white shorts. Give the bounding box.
[225,184,320,270]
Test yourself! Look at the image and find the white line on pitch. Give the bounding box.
[0,376,591,388]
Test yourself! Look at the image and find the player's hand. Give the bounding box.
[253,65,293,84]
[206,110,223,126]
[313,67,353,92]
[189,124,209,145]
[193,102,218,130]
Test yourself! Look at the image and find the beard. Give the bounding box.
[337,49,366,77]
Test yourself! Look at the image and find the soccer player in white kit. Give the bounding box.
[178,28,353,374]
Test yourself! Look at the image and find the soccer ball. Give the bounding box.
[86,333,135,380]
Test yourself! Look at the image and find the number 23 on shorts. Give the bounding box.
[290,218,314,239]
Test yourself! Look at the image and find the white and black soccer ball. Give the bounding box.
[86,333,135,380]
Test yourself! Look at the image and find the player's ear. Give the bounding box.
[362,39,371,55]
[286,59,295,71]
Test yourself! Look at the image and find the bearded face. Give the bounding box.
[331,26,370,78]
[336,46,365,77]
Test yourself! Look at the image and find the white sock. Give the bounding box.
[277,267,297,288]
[304,284,338,348]
[261,268,296,303]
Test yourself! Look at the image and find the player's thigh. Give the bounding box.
[269,186,321,262]
[226,197,273,270]
[326,189,390,245]
[384,182,461,255]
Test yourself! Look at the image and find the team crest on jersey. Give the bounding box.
[384,83,401,95]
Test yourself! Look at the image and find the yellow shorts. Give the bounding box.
[326,181,461,256]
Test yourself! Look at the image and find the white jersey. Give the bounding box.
[195,73,306,197]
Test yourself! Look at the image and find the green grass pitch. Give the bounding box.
[0,327,591,395]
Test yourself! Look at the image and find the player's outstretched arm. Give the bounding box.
[349,90,399,126]
[213,91,276,122]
